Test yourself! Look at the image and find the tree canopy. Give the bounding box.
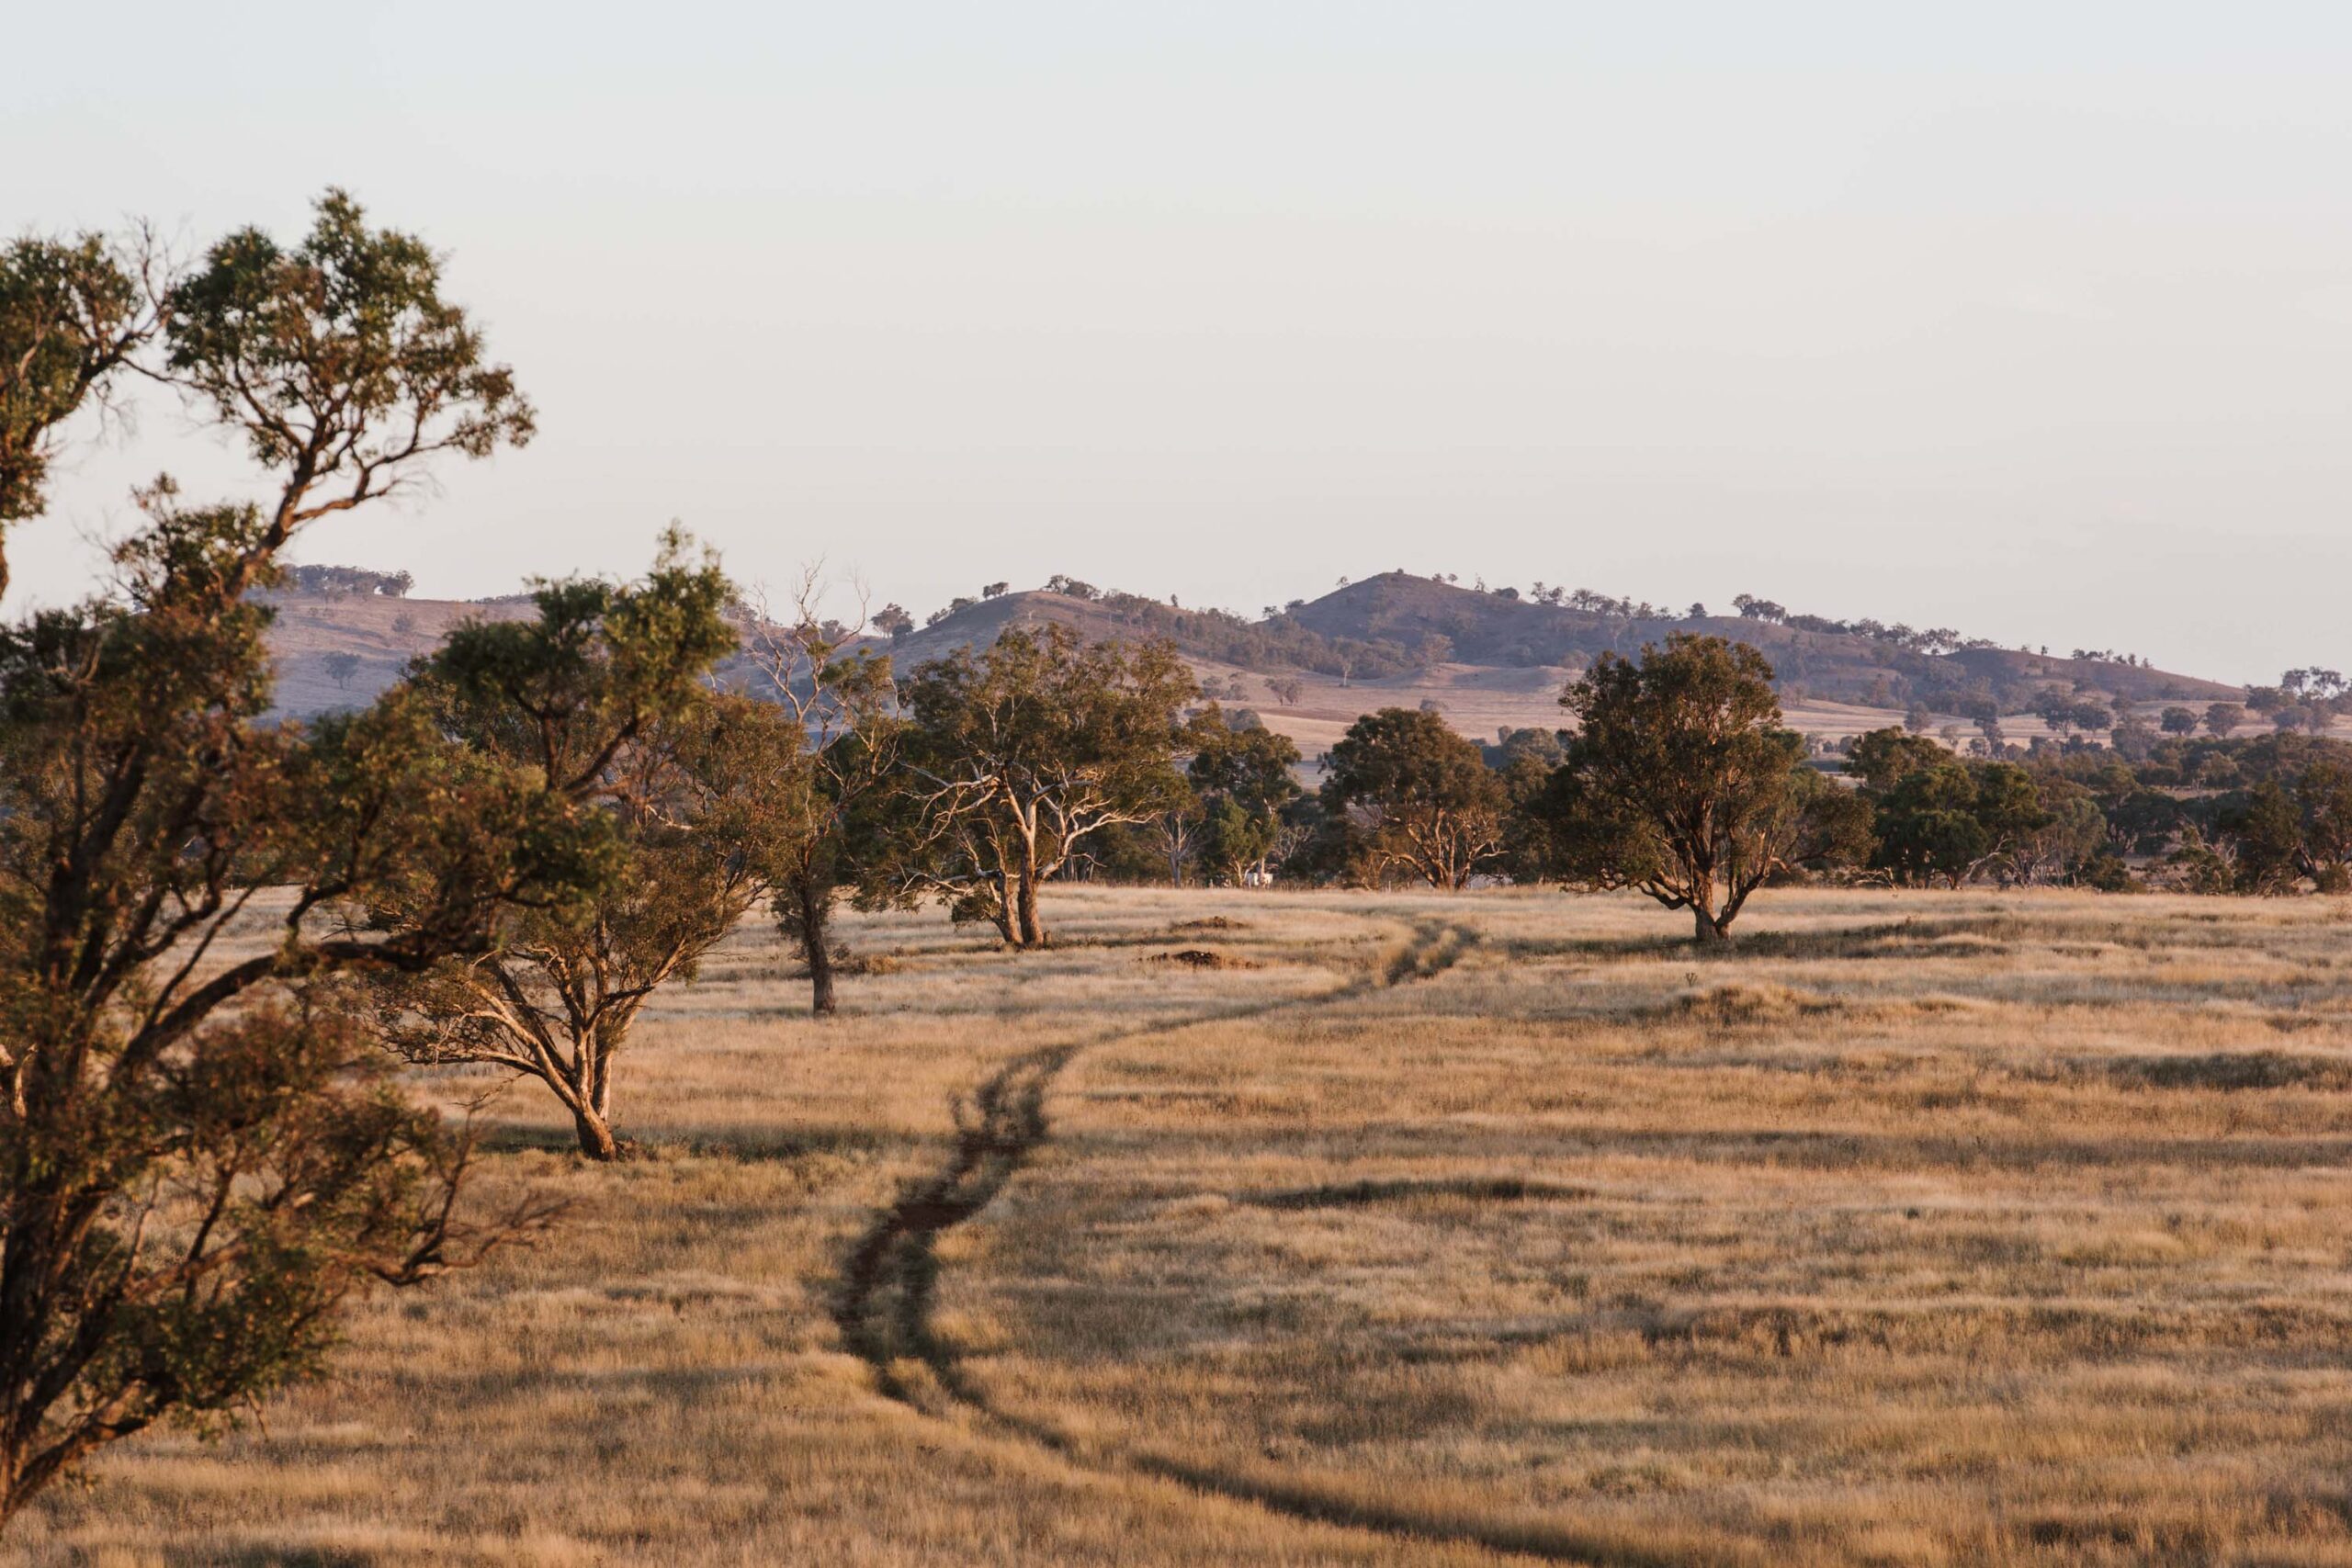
[891,624,1195,946]
[0,191,558,1527]
[1533,635,1871,941]
[1319,706,1504,890]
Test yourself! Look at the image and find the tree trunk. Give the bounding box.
[1015,861,1046,948]
[988,867,1019,946]
[798,880,837,1016]
[1691,905,1731,944]
[572,1105,620,1160]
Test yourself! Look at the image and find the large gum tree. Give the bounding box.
[1534,634,1872,942]
[892,624,1195,948]
[369,536,809,1158]
[0,192,574,1529]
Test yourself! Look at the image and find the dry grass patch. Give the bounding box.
[20,886,2352,1565]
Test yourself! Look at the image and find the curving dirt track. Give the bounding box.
[823,917,1702,1567]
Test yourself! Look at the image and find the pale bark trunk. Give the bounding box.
[572,1105,619,1160]
[989,867,1019,945]
[1015,864,1045,948]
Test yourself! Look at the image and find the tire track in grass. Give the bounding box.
[835,919,1468,1391]
[825,919,1724,1567]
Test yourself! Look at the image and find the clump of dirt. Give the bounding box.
[1170,916,1249,932]
[1148,949,1261,970]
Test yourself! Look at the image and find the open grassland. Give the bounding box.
[17,887,2352,1565]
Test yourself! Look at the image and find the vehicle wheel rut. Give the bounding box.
[822,918,1711,1566]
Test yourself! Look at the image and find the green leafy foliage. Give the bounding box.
[0,191,560,1528]
[1319,707,1504,890]
[1531,636,1871,940]
[1186,707,1301,886]
[891,624,1195,945]
[371,537,803,1156]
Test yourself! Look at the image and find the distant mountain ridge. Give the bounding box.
[871,570,2241,711]
[259,569,2250,753]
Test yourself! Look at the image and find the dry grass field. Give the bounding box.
[15,886,2352,1566]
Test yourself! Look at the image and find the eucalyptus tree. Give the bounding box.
[371,537,806,1158]
[1533,635,1872,942]
[0,191,562,1529]
[0,229,166,598]
[1319,707,1502,890]
[893,624,1195,947]
[1187,706,1302,886]
[738,571,903,1015]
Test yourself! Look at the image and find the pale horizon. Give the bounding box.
[15,3,2352,685]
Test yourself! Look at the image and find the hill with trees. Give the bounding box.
[263,566,2288,753]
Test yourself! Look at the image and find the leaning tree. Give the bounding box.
[0,191,574,1529]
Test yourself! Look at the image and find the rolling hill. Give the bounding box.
[259,569,2270,754]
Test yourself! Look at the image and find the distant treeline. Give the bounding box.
[274,563,414,596]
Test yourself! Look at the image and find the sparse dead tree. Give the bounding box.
[1147,790,1206,886]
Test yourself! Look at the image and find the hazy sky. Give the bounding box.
[12,4,2352,682]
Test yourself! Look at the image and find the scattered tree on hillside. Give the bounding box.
[283,564,413,596]
[2159,705,2199,736]
[2205,702,2245,737]
[1320,707,1505,890]
[323,649,362,689]
[1530,635,1871,942]
[871,603,914,640]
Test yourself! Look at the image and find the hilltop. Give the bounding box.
[260,569,2264,752]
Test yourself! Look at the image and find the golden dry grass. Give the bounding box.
[16,886,2352,1565]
